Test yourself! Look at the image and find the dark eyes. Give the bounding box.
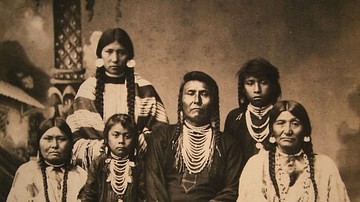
[186,90,209,97]
[43,136,67,141]
[245,80,269,85]
[274,120,301,127]
[105,49,127,55]
[111,132,132,139]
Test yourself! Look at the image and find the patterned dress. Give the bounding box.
[66,73,168,169]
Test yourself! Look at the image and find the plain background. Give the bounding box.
[0,0,359,201]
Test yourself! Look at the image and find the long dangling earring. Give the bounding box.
[269,136,276,143]
[180,111,184,125]
[104,145,109,154]
[303,136,311,142]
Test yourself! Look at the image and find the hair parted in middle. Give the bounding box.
[94,28,136,122]
[103,113,139,160]
[36,117,73,202]
[36,116,74,165]
[267,100,318,200]
[237,57,281,106]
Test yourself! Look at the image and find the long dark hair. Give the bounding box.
[94,28,136,122]
[36,117,73,202]
[103,113,139,161]
[36,117,73,165]
[172,71,221,172]
[267,100,318,201]
[237,57,281,106]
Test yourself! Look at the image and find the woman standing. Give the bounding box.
[66,28,168,170]
[238,100,350,201]
[7,117,87,202]
[79,114,144,201]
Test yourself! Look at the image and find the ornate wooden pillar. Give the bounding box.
[49,0,85,117]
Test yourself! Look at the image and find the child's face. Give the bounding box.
[108,123,134,157]
[244,76,273,107]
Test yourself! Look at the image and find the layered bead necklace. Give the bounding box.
[275,149,311,201]
[179,121,214,174]
[106,153,132,198]
[245,104,273,149]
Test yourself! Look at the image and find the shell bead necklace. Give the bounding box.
[107,153,131,197]
[181,121,214,174]
[245,104,273,149]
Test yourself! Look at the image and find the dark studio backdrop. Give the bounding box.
[0,0,359,201]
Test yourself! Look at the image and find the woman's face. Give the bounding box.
[39,127,71,165]
[244,76,272,107]
[108,123,134,158]
[101,41,128,76]
[273,111,304,154]
[182,80,212,126]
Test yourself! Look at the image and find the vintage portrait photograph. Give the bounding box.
[0,0,359,201]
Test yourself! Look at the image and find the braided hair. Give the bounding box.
[267,100,318,201]
[172,71,221,172]
[236,57,281,107]
[95,67,135,121]
[36,117,74,202]
[94,28,136,122]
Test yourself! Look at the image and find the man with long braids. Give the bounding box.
[66,28,168,170]
[146,71,242,201]
[224,58,282,172]
[7,117,87,202]
[238,100,350,201]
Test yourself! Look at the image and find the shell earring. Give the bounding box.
[304,136,311,142]
[269,136,276,143]
[95,58,104,67]
[126,59,136,68]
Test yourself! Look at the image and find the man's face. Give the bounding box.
[182,80,212,126]
[244,76,273,107]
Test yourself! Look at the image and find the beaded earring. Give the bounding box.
[303,136,311,142]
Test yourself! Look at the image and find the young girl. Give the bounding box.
[79,114,144,202]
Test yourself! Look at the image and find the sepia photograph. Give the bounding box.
[0,0,359,201]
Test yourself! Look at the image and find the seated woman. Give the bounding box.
[238,100,350,202]
[7,117,87,202]
[79,114,144,201]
